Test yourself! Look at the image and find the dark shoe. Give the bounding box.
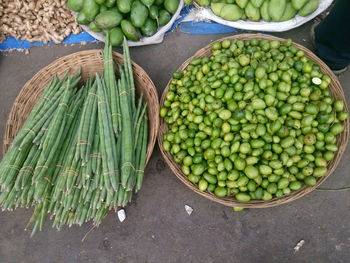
[332,67,348,75]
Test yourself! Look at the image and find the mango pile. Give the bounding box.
[195,0,319,22]
[67,0,180,45]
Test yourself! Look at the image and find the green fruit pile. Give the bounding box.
[196,0,319,22]
[160,38,348,202]
[67,0,180,45]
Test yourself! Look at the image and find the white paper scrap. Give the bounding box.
[294,240,305,252]
[185,205,193,216]
[117,209,126,222]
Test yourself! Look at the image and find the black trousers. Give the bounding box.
[315,0,350,70]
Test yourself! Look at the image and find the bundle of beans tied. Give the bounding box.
[67,0,180,45]
[160,38,348,203]
[0,37,148,236]
[194,0,320,22]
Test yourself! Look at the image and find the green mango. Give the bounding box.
[67,0,84,12]
[220,4,243,21]
[141,0,155,8]
[245,2,260,22]
[280,2,297,21]
[94,10,123,29]
[155,0,164,5]
[158,10,171,26]
[105,0,116,7]
[89,21,101,32]
[251,0,264,8]
[121,20,141,41]
[94,0,106,4]
[260,1,271,21]
[291,0,308,10]
[226,0,235,4]
[141,18,158,36]
[268,0,286,22]
[164,0,179,14]
[298,0,318,17]
[235,0,249,9]
[130,1,149,28]
[196,0,211,6]
[109,27,123,46]
[149,5,159,20]
[211,3,225,16]
[117,0,133,13]
[100,5,108,12]
[76,12,89,24]
[82,0,100,22]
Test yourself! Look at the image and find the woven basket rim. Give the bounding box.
[158,33,349,208]
[3,49,159,169]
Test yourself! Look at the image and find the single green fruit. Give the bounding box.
[251,0,264,8]
[236,0,249,9]
[141,18,158,37]
[121,20,141,41]
[67,0,84,12]
[291,0,308,10]
[105,0,116,7]
[77,12,89,24]
[260,1,271,21]
[280,2,297,21]
[164,0,179,14]
[268,0,286,22]
[235,192,251,202]
[195,0,210,7]
[94,10,123,29]
[109,27,123,46]
[220,4,243,21]
[141,0,155,8]
[117,0,133,13]
[131,1,149,28]
[158,10,171,26]
[245,2,260,22]
[82,0,100,22]
[211,3,225,16]
[89,21,101,32]
[298,0,318,17]
[149,5,159,20]
[155,0,164,5]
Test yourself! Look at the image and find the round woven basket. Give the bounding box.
[3,50,159,166]
[158,33,349,208]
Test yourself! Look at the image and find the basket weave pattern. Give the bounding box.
[158,34,349,208]
[3,50,159,165]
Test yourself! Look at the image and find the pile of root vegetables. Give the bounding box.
[0,38,148,236]
[0,0,81,43]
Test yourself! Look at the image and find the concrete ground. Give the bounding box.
[0,22,350,263]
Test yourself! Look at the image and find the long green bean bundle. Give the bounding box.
[0,38,148,236]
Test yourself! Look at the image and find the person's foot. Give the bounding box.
[332,67,348,75]
[310,21,320,50]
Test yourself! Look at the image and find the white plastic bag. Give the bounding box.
[195,0,333,32]
[79,0,184,46]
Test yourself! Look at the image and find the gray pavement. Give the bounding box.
[0,22,349,263]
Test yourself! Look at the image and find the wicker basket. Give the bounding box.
[158,33,349,208]
[3,50,159,166]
